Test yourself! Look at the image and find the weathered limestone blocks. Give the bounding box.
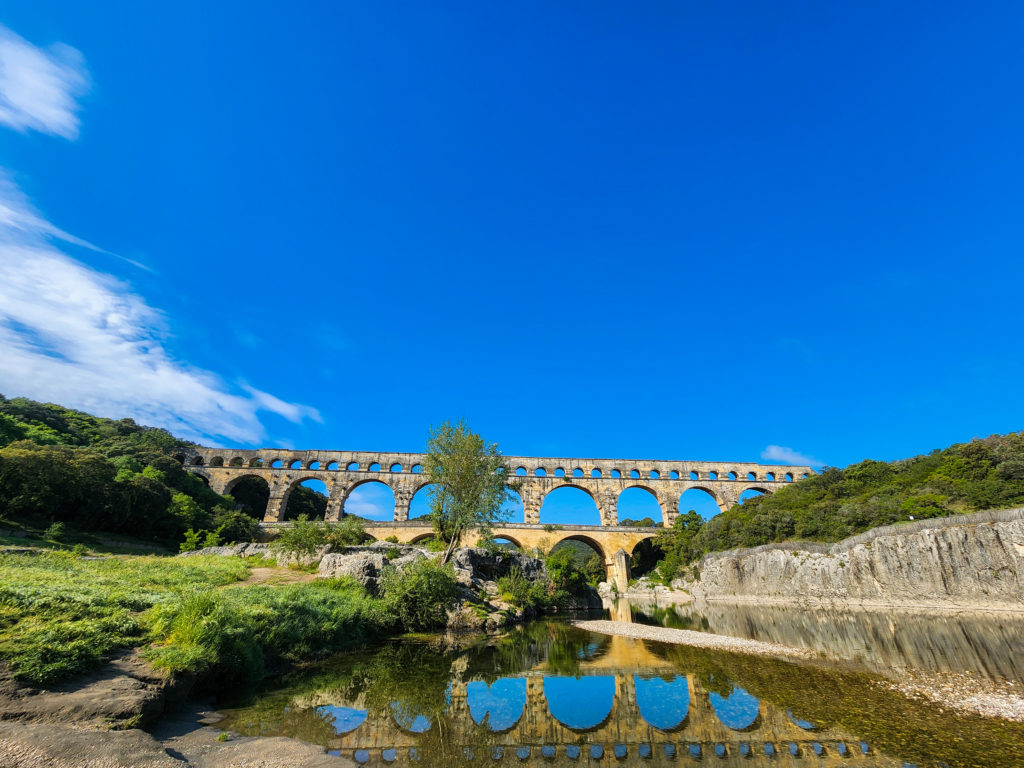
[680,510,1024,609]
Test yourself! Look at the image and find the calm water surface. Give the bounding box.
[217,606,1024,768]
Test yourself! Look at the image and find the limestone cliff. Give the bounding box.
[676,508,1024,610]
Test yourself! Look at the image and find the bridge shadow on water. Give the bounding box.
[216,617,1024,768]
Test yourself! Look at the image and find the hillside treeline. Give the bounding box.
[0,396,321,545]
[654,432,1024,579]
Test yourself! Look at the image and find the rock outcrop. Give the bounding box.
[317,543,427,593]
[675,509,1024,610]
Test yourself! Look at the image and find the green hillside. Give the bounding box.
[654,432,1024,578]
[0,395,323,548]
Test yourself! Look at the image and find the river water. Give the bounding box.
[217,602,1024,768]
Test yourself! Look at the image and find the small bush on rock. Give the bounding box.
[380,559,458,631]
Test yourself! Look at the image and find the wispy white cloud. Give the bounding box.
[761,445,822,467]
[0,171,318,445]
[0,24,88,139]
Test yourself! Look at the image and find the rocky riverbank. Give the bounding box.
[669,508,1024,610]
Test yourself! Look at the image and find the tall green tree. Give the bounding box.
[423,420,518,563]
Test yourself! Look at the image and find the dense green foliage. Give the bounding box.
[653,432,1024,572]
[0,396,329,547]
[423,420,519,562]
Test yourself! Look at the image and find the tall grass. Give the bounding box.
[0,551,248,685]
[0,550,460,692]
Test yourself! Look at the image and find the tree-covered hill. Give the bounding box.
[654,432,1024,578]
[0,395,323,547]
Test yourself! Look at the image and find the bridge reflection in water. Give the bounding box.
[220,626,899,768]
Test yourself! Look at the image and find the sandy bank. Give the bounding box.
[573,619,815,660]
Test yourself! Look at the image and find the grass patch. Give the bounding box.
[0,551,248,685]
[0,549,463,693]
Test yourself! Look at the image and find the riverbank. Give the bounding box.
[669,508,1024,610]
[578,617,1024,723]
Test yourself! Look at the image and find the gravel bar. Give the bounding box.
[574,620,816,659]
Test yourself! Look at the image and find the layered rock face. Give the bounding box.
[677,511,1024,610]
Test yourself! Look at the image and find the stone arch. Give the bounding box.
[708,686,761,731]
[342,479,395,520]
[544,676,616,732]
[540,485,602,526]
[209,456,224,467]
[615,485,662,525]
[171,453,185,464]
[281,476,331,520]
[550,533,607,567]
[489,534,525,551]
[679,486,723,518]
[308,460,321,470]
[409,482,437,520]
[466,678,527,733]
[223,473,267,495]
[346,461,359,471]
[225,475,271,519]
[409,532,437,545]
[248,457,264,468]
[634,675,690,732]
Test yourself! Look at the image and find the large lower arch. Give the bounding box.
[540,485,601,526]
[549,534,608,582]
[488,534,525,551]
[343,480,395,520]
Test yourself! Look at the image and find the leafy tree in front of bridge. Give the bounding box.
[423,420,520,564]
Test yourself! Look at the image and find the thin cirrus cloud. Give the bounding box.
[761,445,823,467]
[0,23,88,139]
[0,24,318,446]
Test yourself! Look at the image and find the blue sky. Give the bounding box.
[1,3,1023,522]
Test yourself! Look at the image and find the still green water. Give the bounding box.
[217,604,1024,768]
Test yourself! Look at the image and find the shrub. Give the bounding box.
[380,559,458,631]
[44,521,65,541]
[272,515,367,557]
[496,567,550,610]
[180,529,203,552]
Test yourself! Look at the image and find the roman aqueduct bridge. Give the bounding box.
[183,448,813,586]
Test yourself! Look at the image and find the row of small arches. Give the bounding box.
[191,456,425,473]
[513,467,807,482]
[185,455,809,482]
